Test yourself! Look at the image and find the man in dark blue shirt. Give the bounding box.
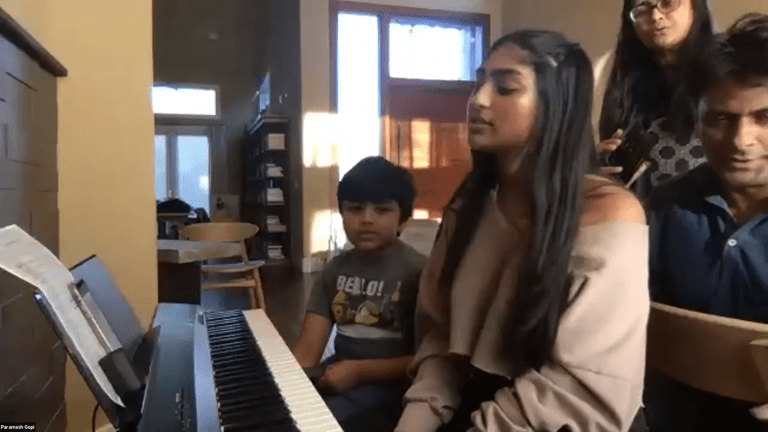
[646,13,768,432]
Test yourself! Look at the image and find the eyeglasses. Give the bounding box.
[629,0,681,22]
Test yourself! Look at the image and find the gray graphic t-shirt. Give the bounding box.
[307,240,427,360]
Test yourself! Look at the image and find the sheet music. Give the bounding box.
[0,225,124,407]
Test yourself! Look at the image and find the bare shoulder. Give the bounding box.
[581,177,646,226]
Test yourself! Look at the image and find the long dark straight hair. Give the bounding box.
[436,30,598,377]
[599,0,714,143]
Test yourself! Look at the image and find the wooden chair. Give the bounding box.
[647,302,768,419]
[399,218,441,257]
[180,222,265,310]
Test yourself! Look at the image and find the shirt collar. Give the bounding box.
[696,164,731,212]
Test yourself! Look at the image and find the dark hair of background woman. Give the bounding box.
[599,0,715,144]
[436,30,598,378]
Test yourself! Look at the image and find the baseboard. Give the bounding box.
[301,257,324,273]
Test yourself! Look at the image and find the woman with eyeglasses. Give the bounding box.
[595,0,715,197]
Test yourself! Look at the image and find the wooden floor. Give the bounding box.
[200,267,315,349]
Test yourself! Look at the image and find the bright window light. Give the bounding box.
[152,86,217,116]
[337,12,381,178]
[389,18,483,81]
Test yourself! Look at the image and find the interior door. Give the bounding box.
[384,81,473,219]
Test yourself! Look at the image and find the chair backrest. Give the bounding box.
[181,222,259,261]
[181,222,259,243]
[647,302,768,403]
[399,219,440,256]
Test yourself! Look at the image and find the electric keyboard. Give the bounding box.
[31,252,340,432]
[194,308,343,432]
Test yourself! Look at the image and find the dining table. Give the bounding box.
[157,239,242,304]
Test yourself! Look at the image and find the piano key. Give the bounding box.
[216,375,274,391]
[242,309,343,432]
[214,375,272,388]
[219,397,287,416]
[210,341,256,351]
[197,308,343,432]
[211,354,261,367]
[220,410,294,429]
[218,391,285,408]
[205,311,300,432]
[221,416,298,432]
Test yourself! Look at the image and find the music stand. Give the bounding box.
[31,255,160,431]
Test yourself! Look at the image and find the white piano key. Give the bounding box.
[243,309,343,432]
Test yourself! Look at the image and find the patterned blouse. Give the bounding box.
[633,117,708,199]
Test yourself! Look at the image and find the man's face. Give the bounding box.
[701,77,768,190]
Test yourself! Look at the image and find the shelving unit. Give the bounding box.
[242,114,292,268]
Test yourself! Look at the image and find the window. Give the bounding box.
[336,12,381,178]
[153,84,220,213]
[151,85,219,117]
[332,5,487,221]
[155,135,167,199]
[389,18,483,81]
[155,126,212,213]
[333,8,487,174]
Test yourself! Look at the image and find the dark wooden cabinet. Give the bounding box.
[0,8,67,431]
[242,115,293,268]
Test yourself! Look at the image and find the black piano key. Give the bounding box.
[206,311,297,432]
[210,346,259,358]
[209,340,256,349]
[217,387,283,404]
[211,351,259,363]
[210,331,250,338]
[209,320,253,328]
[210,346,257,356]
[212,358,260,370]
[209,339,252,347]
[220,408,294,429]
[250,424,301,432]
[210,341,257,352]
[215,375,274,391]
[217,390,285,408]
[206,310,297,432]
[210,317,249,322]
[219,397,289,417]
[221,417,298,432]
[214,373,268,385]
[211,352,259,364]
[209,332,252,341]
[209,340,253,350]
[215,378,279,393]
[209,321,249,329]
[210,325,249,332]
[213,364,264,377]
[258,423,301,432]
[208,324,248,333]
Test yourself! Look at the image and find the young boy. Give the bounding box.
[292,156,427,432]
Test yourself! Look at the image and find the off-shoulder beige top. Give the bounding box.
[395,179,650,432]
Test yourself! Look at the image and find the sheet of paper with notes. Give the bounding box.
[0,224,124,407]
